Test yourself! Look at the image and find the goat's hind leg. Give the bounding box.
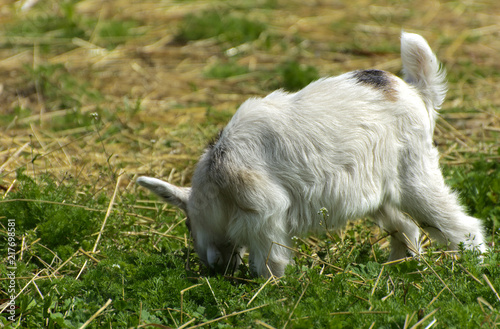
[400,163,486,254]
[374,205,421,261]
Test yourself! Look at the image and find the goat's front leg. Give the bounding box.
[248,235,292,278]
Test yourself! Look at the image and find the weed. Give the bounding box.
[96,19,144,50]
[28,63,101,108]
[1,171,103,258]
[204,107,235,127]
[3,9,86,53]
[204,60,249,79]
[444,155,500,236]
[177,9,266,46]
[278,61,319,92]
[2,1,143,53]
[2,63,103,129]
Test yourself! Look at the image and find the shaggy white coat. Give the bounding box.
[137,32,486,277]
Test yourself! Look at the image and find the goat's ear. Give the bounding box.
[137,176,190,212]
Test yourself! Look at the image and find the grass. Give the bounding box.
[2,1,142,53]
[204,60,250,79]
[1,0,500,328]
[1,170,499,328]
[176,9,267,46]
[277,61,320,91]
[0,62,101,127]
[444,158,500,237]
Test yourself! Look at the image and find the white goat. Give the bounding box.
[137,32,485,278]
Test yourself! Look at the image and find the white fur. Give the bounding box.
[137,32,485,277]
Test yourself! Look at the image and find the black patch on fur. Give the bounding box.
[352,69,397,101]
[353,70,391,88]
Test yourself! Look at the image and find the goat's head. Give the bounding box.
[136,176,241,274]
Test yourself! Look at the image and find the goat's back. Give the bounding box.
[198,71,435,234]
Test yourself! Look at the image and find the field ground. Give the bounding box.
[0,0,499,328]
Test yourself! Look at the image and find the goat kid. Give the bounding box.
[137,32,486,278]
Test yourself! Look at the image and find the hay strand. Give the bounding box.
[78,298,113,329]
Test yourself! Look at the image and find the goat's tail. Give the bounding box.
[400,32,447,114]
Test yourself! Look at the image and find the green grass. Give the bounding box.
[204,61,250,79]
[2,1,143,53]
[2,2,87,53]
[27,63,102,108]
[444,156,500,237]
[176,9,267,46]
[277,61,320,92]
[95,19,144,50]
[0,63,103,130]
[1,163,499,328]
[205,59,320,92]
